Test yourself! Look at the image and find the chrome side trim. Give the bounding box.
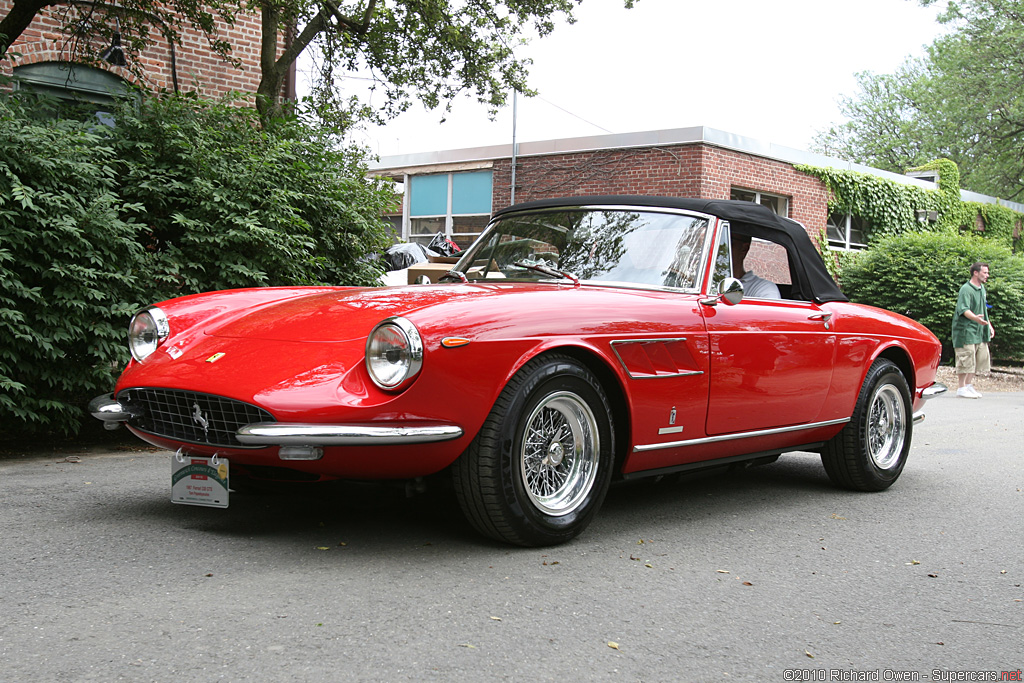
[236,422,464,447]
[633,417,850,453]
[922,382,948,400]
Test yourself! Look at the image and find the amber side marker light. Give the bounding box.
[441,337,471,348]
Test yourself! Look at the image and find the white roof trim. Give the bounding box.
[370,125,1024,213]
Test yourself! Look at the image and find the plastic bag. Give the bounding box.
[427,232,462,257]
[384,242,438,271]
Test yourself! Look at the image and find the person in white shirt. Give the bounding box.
[731,234,781,299]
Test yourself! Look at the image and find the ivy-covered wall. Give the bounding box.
[797,158,1024,362]
[797,158,1024,279]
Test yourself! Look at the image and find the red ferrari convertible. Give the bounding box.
[90,196,946,546]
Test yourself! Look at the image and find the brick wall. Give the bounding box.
[487,140,833,285]
[1,2,281,102]
[493,141,831,243]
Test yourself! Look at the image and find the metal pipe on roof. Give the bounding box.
[510,89,518,206]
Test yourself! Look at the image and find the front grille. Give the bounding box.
[119,388,274,448]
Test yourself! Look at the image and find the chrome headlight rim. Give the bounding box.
[128,306,170,362]
[365,316,424,391]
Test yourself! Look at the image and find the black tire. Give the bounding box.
[452,354,615,546]
[821,358,912,491]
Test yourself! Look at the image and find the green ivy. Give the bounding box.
[796,159,1023,261]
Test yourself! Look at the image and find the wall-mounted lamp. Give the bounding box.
[100,18,127,66]
[69,1,178,92]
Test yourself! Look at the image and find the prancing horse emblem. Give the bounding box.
[191,403,210,437]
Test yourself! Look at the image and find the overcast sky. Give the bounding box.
[334,0,945,158]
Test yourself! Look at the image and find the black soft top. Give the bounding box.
[494,195,848,304]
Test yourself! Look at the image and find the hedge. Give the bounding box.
[1,93,394,437]
[840,231,1024,361]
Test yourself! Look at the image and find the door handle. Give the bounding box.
[808,312,833,322]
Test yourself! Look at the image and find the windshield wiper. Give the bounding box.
[439,270,468,283]
[513,261,580,286]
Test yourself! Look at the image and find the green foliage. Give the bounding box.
[813,0,1024,200]
[799,164,945,243]
[1,97,143,434]
[841,231,1024,361]
[0,92,393,437]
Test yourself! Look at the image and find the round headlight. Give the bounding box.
[128,307,170,362]
[366,317,423,390]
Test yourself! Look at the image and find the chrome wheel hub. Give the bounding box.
[543,441,566,467]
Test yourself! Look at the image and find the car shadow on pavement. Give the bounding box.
[81,450,872,553]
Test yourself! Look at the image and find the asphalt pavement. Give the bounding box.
[1,392,1021,681]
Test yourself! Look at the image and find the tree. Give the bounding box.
[2,1,637,126]
[0,0,239,81]
[813,0,1024,200]
[259,0,586,122]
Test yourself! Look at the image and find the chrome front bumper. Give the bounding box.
[235,422,464,446]
[89,394,463,446]
[913,382,948,425]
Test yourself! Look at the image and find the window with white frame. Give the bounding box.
[731,188,789,216]
[409,171,492,250]
[826,213,869,251]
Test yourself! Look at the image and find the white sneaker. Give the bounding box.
[967,384,983,398]
[956,386,980,399]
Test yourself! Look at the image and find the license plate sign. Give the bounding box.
[171,453,229,508]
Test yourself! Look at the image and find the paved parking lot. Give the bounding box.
[1,392,1021,681]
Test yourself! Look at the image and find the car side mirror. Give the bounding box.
[700,277,744,306]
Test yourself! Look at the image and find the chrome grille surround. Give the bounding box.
[118,388,274,448]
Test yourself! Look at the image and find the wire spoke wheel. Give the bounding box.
[520,391,600,516]
[452,354,614,546]
[821,358,912,492]
[868,384,906,470]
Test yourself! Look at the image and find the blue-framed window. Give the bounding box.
[409,170,492,249]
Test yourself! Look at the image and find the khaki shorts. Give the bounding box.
[955,343,991,375]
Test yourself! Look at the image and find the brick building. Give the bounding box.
[1,1,287,105]
[370,126,1023,263]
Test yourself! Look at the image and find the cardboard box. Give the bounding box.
[408,262,456,284]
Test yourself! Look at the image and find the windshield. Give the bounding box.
[453,208,711,290]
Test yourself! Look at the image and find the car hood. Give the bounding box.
[204,285,496,342]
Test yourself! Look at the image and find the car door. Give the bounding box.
[702,296,836,435]
[701,224,836,436]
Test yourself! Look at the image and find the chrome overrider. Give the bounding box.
[913,382,948,424]
[88,394,142,429]
[88,394,463,445]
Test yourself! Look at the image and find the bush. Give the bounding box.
[1,93,394,437]
[841,231,1024,361]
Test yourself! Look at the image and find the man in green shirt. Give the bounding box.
[952,262,994,398]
